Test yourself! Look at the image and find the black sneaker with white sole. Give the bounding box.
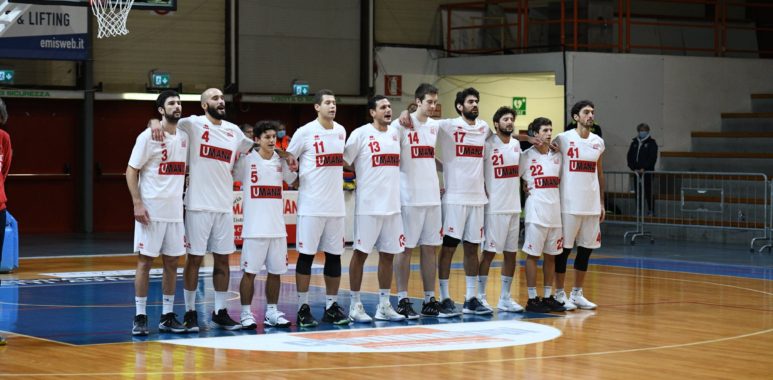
[396,298,420,320]
[525,297,551,313]
[542,296,567,312]
[463,296,493,315]
[211,309,242,331]
[132,314,149,336]
[158,313,186,333]
[438,298,461,318]
[182,310,200,333]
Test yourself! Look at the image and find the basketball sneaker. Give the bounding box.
[322,302,350,325]
[212,309,242,330]
[158,313,186,333]
[132,314,149,336]
[463,296,493,315]
[348,302,373,323]
[296,304,318,328]
[570,290,597,310]
[396,298,420,320]
[555,290,577,311]
[542,296,567,312]
[478,295,495,313]
[525,297,551,313]
[182,310,199,333]
[264,310,291,328]
[241,313,258,329]
[421,297,441,317]
[497,297,524,313]
[375,303,407,322]
[439,297,461,317]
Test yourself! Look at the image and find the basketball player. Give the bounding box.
[520,117,566,313]
[150,88,254,331]
[479,106,524,313]
[344,96,406,323]
[553,100,605,310]
[127,90,188,335]
[234,121,297,329]
[391,83,445,319]
[284,89,350,327]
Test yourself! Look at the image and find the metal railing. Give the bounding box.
[605,170,770,251]
[441,0,773,57]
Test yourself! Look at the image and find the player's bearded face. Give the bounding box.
[461,96,479,120]
[206,103,226,120]
[496,115,514,134]
[577,106,594,127]
[162,98,181,122]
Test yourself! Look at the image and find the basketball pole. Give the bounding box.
[79,6,95,233]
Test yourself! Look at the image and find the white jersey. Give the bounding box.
[484,134,522,214]
[286,119,346,217]
[178,115,253,213]
[234,150,297,238]
[437,117,491,205]
[391,115,441,206]
[519,147,562,227]
[555,129,605,215]
[344,123,401,215]
[128,128,188,222]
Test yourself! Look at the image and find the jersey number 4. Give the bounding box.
[201,131,210,143]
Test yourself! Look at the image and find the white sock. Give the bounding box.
[297,292,309,309]
[135,296,147,316]
[465,276,477,300]
[424,291,435,303]
[477,275,488,299]
[527,287,537,299]
[267,304,277,313]
[379,289,390,306]
[326,295,337,309]
[556,288,566,296]
[214,291,228,311]
[572,287,582,295]
[439,279,450,300]
[162,295,174,315]
[501,276,513,299]
[241,304,251,315]
[397,291,408,301]
[184,289,196,311]
[543,286,552,298]
[351,291,361,304]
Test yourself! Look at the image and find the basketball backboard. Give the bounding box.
[8,0,176,11]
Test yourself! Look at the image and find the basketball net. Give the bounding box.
[90,0,135,38]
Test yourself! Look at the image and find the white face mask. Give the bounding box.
[638,131,649,139]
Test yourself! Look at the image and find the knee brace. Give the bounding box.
[573,246,593,271]
[296,253,314,275]
[442,235,461,248]
[555,248,571,273]
[323,252,341,277]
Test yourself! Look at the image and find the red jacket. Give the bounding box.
[0,129,12,210]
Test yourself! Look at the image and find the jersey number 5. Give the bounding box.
[251,170,258,183]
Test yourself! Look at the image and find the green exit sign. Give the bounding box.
[512,97,526,115]
[0,70,15,84]
[151,72,170,88]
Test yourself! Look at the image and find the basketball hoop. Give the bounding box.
[90,0,135,38]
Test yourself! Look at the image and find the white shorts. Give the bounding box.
[442,203,485,243]
[296,215,345,255]
[353,214,405,254]
[401,205,442,248]
[562,213,601,249]
[134,221,186,257]
[241,237,288,275]
[522,223,563,256]
[482,213,520,253]
[185,210,236,256]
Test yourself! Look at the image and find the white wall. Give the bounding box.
[374,46,441,112]
[566,52,773,171]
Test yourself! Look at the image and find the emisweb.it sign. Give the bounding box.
[0,3,88,60]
